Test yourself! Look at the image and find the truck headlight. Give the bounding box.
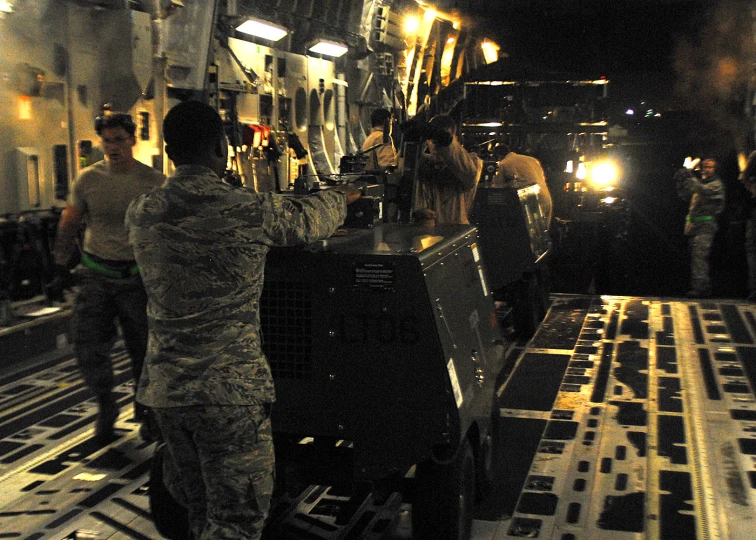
[589,161,619,189]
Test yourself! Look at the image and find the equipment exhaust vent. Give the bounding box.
[260,280,313,380]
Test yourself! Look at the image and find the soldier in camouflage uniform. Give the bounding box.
[677,158,725,298]
[126,100,360,539]
[53,112,165,443]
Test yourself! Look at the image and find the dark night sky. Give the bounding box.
[464,0,753,122]
[459,1,755,299]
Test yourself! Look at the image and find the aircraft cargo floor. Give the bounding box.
[2,294,756,539]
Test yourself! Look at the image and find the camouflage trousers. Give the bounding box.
[688,222,717,294]
[71,268,149,396]
[154,404,275,540]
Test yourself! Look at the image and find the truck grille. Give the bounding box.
[260,280,314,380]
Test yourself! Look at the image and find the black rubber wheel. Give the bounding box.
[412,439,476,540]
[513,275,540,340]
[478,397,502,498]
[149,443,191,540]
[536,267,551,320]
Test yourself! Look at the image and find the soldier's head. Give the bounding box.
[163,100,228,177]
[493,143,511,161]
[702,158,717,179]
[428,114,457,137]
[370,108,393,129]
[94,112,137,170]
[95,112,136,137]
[426,114,456,159]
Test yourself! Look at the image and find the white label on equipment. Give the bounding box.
[447,358,463,408]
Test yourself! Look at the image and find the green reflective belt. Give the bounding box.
[80,253,140,278]
[686,215,713,223]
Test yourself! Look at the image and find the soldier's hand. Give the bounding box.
[683,157,700,170]
[55,264,75,289]
[431,130,453,148]
[334,186,362,205]
[45,264,71,302]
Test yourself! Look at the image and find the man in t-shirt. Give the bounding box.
[362,108,397,171]
[53,111,165,443]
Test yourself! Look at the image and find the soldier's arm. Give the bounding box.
[674,169,694,200]
[53,205,85,266]
[259,190,351,246]
[436,139,482,190]
[376,143,397,169]
[690,177,724,197]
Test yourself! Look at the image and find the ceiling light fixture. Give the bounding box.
[481,40,500,64]
[236,17,289,42]
[308,40,349,58]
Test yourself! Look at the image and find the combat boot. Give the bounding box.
[134,402,160,442]
[95,392,119,444]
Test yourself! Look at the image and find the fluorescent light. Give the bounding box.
[236,18,288,41]
[18,95,31,120]
[308,40,348,58]
[405,16,420,33]
[481,40,500,64]
[576,162,587,180]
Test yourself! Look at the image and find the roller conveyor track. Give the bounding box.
[498,295,756,540]
[0,344,157,539]
[3,295,756,539]
[0,328,414,539]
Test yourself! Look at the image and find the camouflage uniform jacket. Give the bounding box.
[125,165,347,408]
[687,173,725,221]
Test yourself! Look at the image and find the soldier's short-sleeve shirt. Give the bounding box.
[70,160,165,260]
[125,165,347,408]
[362,128,397,171]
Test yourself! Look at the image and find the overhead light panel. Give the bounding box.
[236,18,289,42]
[405,16,420,34]
[308,40,349,58]
[481,40,500,64]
